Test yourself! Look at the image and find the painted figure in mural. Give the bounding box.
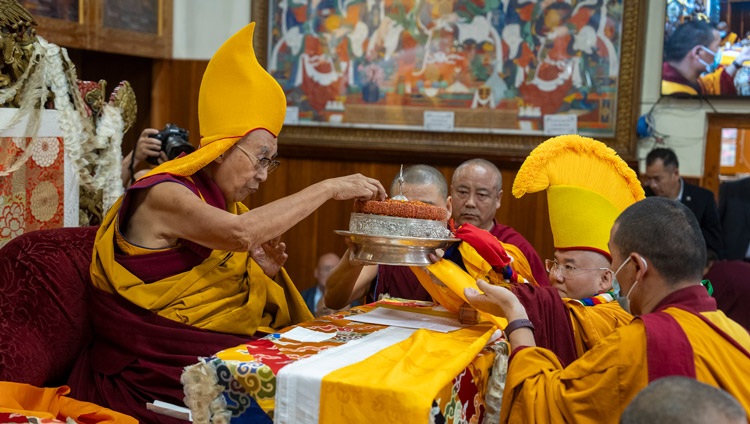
[267,0,625,134]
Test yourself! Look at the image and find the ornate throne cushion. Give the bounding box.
[0,226,98,386]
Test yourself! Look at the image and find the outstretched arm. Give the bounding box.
[124,174,386,252]
[326,245,378,309]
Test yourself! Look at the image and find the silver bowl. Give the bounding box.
[335,230,459,266]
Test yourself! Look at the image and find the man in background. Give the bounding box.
[643,147,723,258]
[719,177,750,261]
[451,158,548,285]
[301,252,342,317]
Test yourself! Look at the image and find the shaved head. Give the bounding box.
[621,377,746,424]
[452,158,502,192]
[390,164,448,199]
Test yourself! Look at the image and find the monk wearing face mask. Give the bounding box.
[662,20,750,96]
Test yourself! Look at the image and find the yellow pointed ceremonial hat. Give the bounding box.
[512,135,644,258]
[144,22,286,178]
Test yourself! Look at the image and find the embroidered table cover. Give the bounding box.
[183,301,508,424]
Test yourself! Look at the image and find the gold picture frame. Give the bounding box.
[252,0,645,162]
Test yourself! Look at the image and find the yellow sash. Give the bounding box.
[90,195,312,336]
[318,323,497,423]
[411,240,527,329]
[661,80,698,96]
[0,382,137,423]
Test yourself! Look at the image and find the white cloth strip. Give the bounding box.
[274,326,416,424]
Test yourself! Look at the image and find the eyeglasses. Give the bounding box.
[545,259,610,279]
[234,144,280,173]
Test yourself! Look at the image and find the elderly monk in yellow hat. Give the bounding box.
[67,23,385,423]
[493,134,643,364]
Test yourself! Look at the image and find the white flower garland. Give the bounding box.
[0,36,126,217]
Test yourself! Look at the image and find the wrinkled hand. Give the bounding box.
[327,174,386,201]
[134,128,164,164]
[464,279,527,321]
[251,237,288,278]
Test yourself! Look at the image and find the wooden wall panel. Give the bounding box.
[28,0,173,59]
[150,59,206,143]
[67,48,154,154]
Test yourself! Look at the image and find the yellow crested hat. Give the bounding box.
[144,22,286,178]
[512,135,644,258]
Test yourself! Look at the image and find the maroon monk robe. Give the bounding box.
[511,284,578,366]
[371,265,433,302]
[68,170,257,422]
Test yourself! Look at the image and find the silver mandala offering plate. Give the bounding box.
[336,213,458,266]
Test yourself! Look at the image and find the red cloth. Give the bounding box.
[453,223,511,271]
[68,289,252,423]
[489,221,549,286]
[511,284,578,367]
[705,260,750,330]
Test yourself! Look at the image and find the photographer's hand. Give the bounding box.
[135,128,162,163]
[122,128,162,188]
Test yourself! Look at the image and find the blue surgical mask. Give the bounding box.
[611,257,638,313]
[698,46,722,73]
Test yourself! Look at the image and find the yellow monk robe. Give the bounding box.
[318,323,497,424]
[91,194,313,337]
[564,298,633,357]
[661,68,727,96]
[0,383,137,423]
[500,302,750,423]
[413,256,508,329]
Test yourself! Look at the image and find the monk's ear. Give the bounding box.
[599,268,614,292]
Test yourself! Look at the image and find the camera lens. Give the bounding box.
[164,136,195,160]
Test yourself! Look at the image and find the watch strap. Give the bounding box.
[504,318,535,336]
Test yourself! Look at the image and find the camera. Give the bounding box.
[147,123,193,165]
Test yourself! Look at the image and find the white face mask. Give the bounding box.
[611,256,639,313]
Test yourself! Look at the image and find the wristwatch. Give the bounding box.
[733,59,745,68]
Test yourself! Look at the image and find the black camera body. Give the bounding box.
[147,123,193,165]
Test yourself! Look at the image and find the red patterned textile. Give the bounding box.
[0,137,66,247]
[0,226,98,386]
